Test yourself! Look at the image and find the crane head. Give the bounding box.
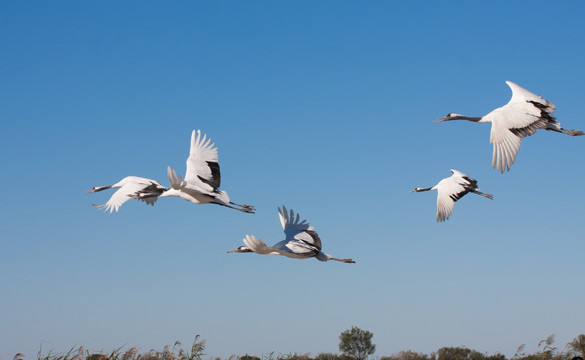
[435,113,461,123]
[227,246,252,253]
[409,187,432,193]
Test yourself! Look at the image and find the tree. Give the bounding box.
[338,326,376,360]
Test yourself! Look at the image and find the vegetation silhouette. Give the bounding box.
[22,332,585,360]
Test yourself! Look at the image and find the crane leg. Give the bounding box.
[564,128,584,136]
[230,201,256,212]
[472,190,494,200]
[551,128,585,136]
[215,202,256,213]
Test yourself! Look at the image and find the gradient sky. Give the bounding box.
[1,2,584,359]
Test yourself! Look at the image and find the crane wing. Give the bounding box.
[167,166,183,190]
[282,240,320,256]
[449,170,478,188]
[489,123,523,173]
[278,206,322,249]
[138,196,159,206]
[488,82,556,172]
[435,173,475,222]
[93,181,153,213]
[493,81,555,132]
[293,230,322,251]
[135,181,167,206]
[184,130,221,192]
[243,235,278,255]
[506,81,555,113]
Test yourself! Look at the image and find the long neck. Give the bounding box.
[453,115,482,122]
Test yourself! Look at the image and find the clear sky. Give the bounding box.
[1,1,584,359]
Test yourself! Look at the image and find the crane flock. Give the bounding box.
[89,130,254,214]
[89,81,583,261]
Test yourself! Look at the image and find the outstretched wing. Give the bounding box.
[281,239,320,257]
[167,166,183,190]
[278,206,322,250]
[93,180,153,213]
[136,181,167,206]
[488,81,555,173]
[506,81,555,117]
[137,196,158,206]
[489,123,524,173]
[184,130,221,192]
[435,171,476,222]
[243,235,278,255]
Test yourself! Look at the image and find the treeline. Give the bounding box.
[16,333,585,360]
[310,333,584,360]
[375,333,584,360]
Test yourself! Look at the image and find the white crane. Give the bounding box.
[159,130,255,213]
[88,176,168,213]
[435,81,584,173]
[227,205,355,263]
[409,169,493,222]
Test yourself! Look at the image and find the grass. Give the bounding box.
[10,333,584,360]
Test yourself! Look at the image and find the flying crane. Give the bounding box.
[159,130,255,213]
[88,176,167,213]
[409,169,493,222]
[228,206,355,263]
[435,81,583,173]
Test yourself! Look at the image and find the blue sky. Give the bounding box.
[1,1,584,359]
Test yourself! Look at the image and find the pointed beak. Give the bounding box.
[227,249,238,253]
[434,116,450,123]
[408,189,416,193]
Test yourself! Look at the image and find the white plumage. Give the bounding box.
[409,170,493,222]
[227,206,355,263]
[435,81,583,173]
[159,130,255,213]
[88,176,167,213]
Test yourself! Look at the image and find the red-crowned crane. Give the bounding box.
[227,206,354,263]
[88,176,167,213]
[159,130,255,213]
[435,81,583,173]
[409,169,493,222]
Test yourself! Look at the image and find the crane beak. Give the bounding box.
[86,186,106,194]
[434,116,450,123]
[227,247,251,253]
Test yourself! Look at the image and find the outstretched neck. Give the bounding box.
[435,113,483,123]
[456,115,481,121]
